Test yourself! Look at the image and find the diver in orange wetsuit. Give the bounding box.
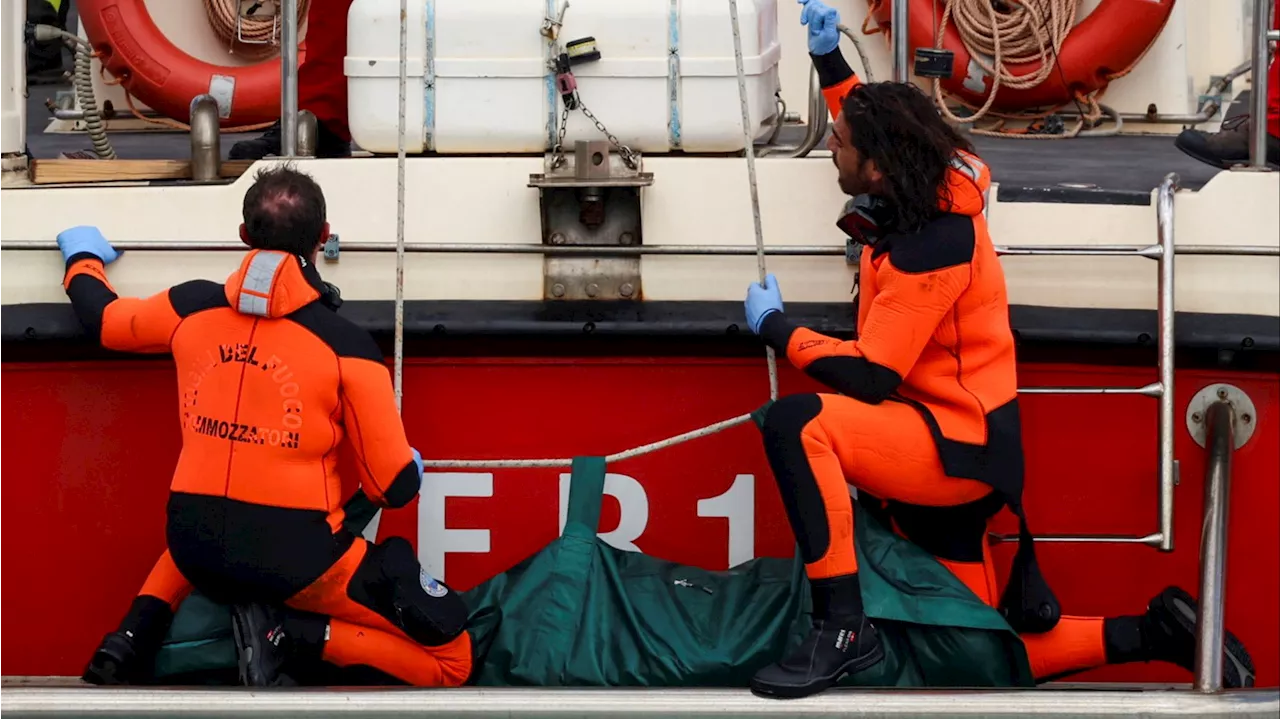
[72,165,471,688]
[745,0,1256,699]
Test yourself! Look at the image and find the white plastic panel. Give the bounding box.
[345,0,782,154]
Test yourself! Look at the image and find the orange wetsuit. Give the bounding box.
[758,46,1111,681]
[65,249,471,687]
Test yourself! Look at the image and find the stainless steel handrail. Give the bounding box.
[1194,400,1235,693]
[891,0,910,82]
[1,684,1274,718]
[1,242,1275,257]
[1250,0,1277,168]
[280,0,300,158]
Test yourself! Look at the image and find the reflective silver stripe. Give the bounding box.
[237,251,287,316]
[950,154,986,184]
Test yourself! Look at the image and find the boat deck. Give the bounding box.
[22,82,1229,198]
[1,677,1277,719]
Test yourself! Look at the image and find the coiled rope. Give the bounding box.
[420,0,779,470]
[201,0,311,60]
[858,0,1112,138]
[927,0,1114,139]
[932,0,1081,125]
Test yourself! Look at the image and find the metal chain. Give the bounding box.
[548,82,638,170]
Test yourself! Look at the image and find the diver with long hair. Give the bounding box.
[744,0,1255,700]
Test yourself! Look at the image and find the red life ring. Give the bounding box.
[77,0,306,127]
[870,0,1176,111]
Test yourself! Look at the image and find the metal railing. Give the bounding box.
[991,174,1180,550]
[1194,400,1235,693]
[1251,0,1277,168]
[0,683,1275,718]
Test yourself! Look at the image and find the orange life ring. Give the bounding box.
[870,0,1176,111]
[78,0,306,127]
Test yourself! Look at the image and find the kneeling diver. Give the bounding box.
[75,164,472,687]
[743,0,1255,699]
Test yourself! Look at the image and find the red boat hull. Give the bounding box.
[2,356,1277,685]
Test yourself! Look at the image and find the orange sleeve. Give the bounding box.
[338,356,420,509]
[759,256,970,403]
[811,49,863,120]
[63,257,183,353]
[788,259,969,374]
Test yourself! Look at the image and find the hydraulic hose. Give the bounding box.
[33,23,116,159]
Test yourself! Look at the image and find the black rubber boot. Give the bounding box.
[230,603,296,687]
[1104,586,1255,689]
[750,574,884,699]
[228,120,353,160]
[82,631,143,685]
[1174,114,1280,169]
[82,596,173,685]
[230,604,331,687]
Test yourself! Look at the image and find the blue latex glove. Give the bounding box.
[412,447,425,482]
[56,225,121,266]
[798,0,841,55]
[745,273,784,334]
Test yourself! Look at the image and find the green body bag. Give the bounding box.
[463,456,1035,688]
[151,456,1033,689]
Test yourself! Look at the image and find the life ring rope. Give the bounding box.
[94,52,277,133]
[859,0,1134,139]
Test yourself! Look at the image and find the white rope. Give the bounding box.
[393,0,409,410]
[423,414,754,469]
[418,4,781,471]
[728,0,779,402]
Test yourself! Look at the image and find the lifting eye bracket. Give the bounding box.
[529,140,654,301]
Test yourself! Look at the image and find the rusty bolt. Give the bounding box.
[619,232,635,245]
[551,283,566,298]
[1217,388,1229,400]
[619,283,635,298]
[585,283,599,298]
[550,233,566,245]
[1242,413,1252,423]
[1192,412,1203,423]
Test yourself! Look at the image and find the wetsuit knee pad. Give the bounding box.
[761,393,824,440]
[888,492,1003,562]
[350,537,468,647]
[760,393,833,566]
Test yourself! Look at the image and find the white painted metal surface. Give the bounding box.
[1,684,1276,718]
[2,158,1277,318]
[345,0,782,153]
[2,0,26,156]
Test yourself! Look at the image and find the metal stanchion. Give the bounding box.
[280,0,300,157]
[1156,173,1178,551]
[892,0,910,82]
[1193,401,1235,693]
[1249,0,1275,168]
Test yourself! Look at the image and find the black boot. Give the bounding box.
[229,604,330,687]
[750,574,884,699]
[82,596,174,685]
[1104,586,1255,689]
[228,120,353,160]
[1174,114,1280,169]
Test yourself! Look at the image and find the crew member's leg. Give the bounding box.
[752,392,993,698]
[1018,587,1255,687]
[232,536,471,687]
[229,0,354,159]
[83,550,194,684]
[886,475,1257,687]
[1174,2,1280,169]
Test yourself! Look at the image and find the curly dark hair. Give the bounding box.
[241,163,328,256]
[839,82,974,235]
